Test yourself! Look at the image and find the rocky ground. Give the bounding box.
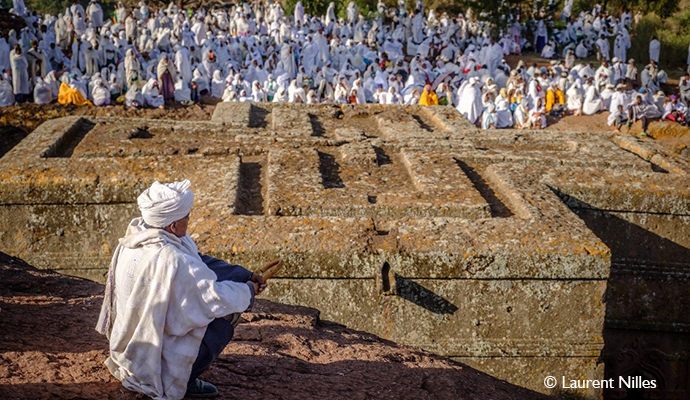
[0,252,554,400]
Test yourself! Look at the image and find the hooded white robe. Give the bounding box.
[33,77,52,104]
[210,70,225,98]
[280,43,296,79]
[92,79,111,106]
[125,84,144,107]
[191,69,208,93]
[12,0,27,16]
[583,85,605,115]
[566,81,583,111]
[0,78,14,106]
[10,49,30,95]
[175,47,193,84]
[87,1,104,27]
[613,35,626,64]
[142,78,164,107]
[495,95,514,128]
[456,79,483,124]
[0,39,10,73]
[649,39,660,64]
[174,76,191,103]
[513,101,529,129]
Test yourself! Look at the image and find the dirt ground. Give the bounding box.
[0,253,554,400]
[545,111,690,157]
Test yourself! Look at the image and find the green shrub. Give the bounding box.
[628,13,689,71]
[283,0,333,19]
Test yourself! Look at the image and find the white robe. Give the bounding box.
[92,83,110,106]
[87,2,104,27]
[649,39,660,64]
[210,70,225,98]
[0,78,15,106]
[142,79,164,107]
[280,44,296,79]
[10,50,30,95]
[97,218,253,400]
[607,108,626,126]
[175,48,193,84]
[566,83,583,111]
[174,77,191,103]
[125,85,144,107]
[0,39,10,73]
[513,102,529,128]
[12,0,26,16]
[613,36,626,63]
[33,78,52,104]
[582,85,604,115]
[456,81,483,124]
[495,96,513,128]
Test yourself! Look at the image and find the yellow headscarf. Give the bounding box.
[419,84,438,106]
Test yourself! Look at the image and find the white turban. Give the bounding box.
[137,180,194,228]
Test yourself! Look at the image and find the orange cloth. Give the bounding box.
[419,86,438,106]
[58,82,93,106]
[545,88,565,111]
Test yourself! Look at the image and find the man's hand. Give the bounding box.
[250,272,267,295]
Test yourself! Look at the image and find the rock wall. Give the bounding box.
[1,103,688,398]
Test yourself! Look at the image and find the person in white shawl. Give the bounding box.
[210,70,225,98]
[174,75,192,103]
[12,0,27,16]
[530,97,547,129]
[125,80,144,108]
[513,99,530,129]
[142,77,165,108]
[10,44,30,103]
[86,0,104,28]
[33,77,52,104]
[582,79,605,115]
[175,46,193,84]
[566,78,584,115]
[251,80,265,102]
[92,78,111,106]
[279,43,297,79]
[456,77,483,125]
[272,85,286,102]
[192,68,209,94]
[294,1,305,25]
[0,38,9,73]
[124,49,141,88]
[0,75,15,106]
[481,102,497,129]
[96,180,266,400]
[495,88,514,128]
[649,36,660,64]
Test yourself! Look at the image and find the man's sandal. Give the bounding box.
[186,379,219,398]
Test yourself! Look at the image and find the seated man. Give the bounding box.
[626,94,660,136]
[97,180,266,399]
[607,104,628,132]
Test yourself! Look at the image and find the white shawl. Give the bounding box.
[97,217,253,400]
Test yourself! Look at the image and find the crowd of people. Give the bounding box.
[2,0,690,133]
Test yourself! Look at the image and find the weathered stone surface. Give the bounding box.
[0,103,688,399]
[0,253,556,400]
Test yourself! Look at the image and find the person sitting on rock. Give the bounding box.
[608,103,628,132]
[96,180,267,399]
